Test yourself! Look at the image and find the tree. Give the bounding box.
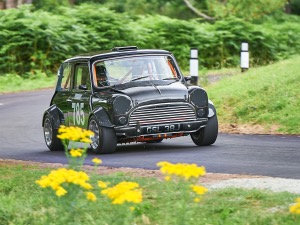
[206,0,287,21]
[0,1,4,9]
[6,0,16,8]
[290,0,300,15]
[182,0,214,20]
[0,0,33,9]
[32,0,72,11]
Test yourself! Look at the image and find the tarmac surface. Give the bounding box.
[0,89,299,181]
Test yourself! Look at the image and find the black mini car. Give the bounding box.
[43,46,218,154]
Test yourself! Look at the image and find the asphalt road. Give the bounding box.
[0,89,299,179]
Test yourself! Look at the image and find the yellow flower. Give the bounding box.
[101,181,143,205]
[98,180,109,189]
[157,161,206,180]
[92,158,102,165]
[81,183,93,190]
[191,185,208,195]
[194,198,200,203]
[290,198,300,214]
[81,138,92,143]
[69,148,84,157]
[164,176,171,181]
[56,187,67,197]
[36,168,93,196]
[57,126,94,143]
[129,206,135,211]
[35,175,50,188]
[86,192,97,202]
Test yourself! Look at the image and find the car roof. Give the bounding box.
[63,47,171,63]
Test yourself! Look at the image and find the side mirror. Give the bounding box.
[184,76,198,85]
[78,84,88,90]
[184,76,191,82]
[190,76,198,85]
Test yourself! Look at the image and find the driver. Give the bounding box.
[95,65,110,86]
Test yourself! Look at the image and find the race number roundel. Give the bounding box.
[72,103,85,125]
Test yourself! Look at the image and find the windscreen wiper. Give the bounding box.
[130,75,150,82]
[162,77,179,81]
[100,85,123,93]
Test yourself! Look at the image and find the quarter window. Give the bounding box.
[58,63,71,91]
[74,64,90,90]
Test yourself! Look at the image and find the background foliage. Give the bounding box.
[206,0,287,20]
[0,2,300,76]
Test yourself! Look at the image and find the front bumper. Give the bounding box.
[114,119,207,138]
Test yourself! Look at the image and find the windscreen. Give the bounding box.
[93,55,179,87]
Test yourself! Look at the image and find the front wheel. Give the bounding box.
[191,114,218,146]
[88,116,117,154]
[43,114,65,151]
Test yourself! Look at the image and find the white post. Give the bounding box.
[190,48,198,85]
[240,42,249,72]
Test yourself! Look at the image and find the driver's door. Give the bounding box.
[68,63,91,128]
[52,62,72,126]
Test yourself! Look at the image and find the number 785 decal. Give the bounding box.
[72,103,85,125]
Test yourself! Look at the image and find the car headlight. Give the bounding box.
[113,95,133,115]
[113,95,132,126]
[189,88,208,107]
[189,88,208,118]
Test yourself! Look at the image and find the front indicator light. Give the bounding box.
[197,108,205,117]
[118,116,127,125]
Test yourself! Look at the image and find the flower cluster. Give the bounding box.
[36,168,93,198]
[85,191,97,202]
[191,185,208,195]
[156,161,206,181]
[101,181,143,205]
[57,125,94,143]
[290,198,300,214]
[69,148,84,157]
[98,180,110,189]
[191,185,208,202]
[92,158,102,165]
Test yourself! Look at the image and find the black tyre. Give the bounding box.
[191,114,218,146]
[146,139,163,143]
[43,114,65,151]
[88,116,117,154]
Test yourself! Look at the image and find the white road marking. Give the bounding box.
[0,103,3,106]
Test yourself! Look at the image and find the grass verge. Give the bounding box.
[205,55,300,134]
[0,72,56,94]
[0,162,299,225]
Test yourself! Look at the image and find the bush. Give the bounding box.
[0,6,90,75]
[0,4,300,76]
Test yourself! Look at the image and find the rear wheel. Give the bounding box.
[191,114,218,146]
[43,114,65,151]
[88,116,117,154]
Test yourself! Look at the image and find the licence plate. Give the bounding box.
[144,124,181,134]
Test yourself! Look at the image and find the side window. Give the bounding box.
[57,63,71,91]
[74,64,90,90]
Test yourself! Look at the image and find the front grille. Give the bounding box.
[129,103,196,126]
